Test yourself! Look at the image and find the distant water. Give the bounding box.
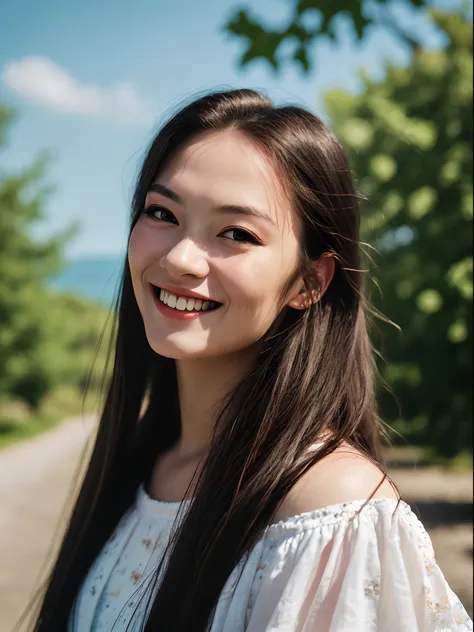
[48,255,124,305]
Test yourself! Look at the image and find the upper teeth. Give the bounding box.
[159,289,217,312]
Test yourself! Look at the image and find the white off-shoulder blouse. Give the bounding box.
[68,483,472,631]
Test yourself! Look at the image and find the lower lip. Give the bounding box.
[151,287,221,321]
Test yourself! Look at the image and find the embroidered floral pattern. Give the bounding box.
[425,587,472,630]
[67,483,472,632]
[364,577,381,598]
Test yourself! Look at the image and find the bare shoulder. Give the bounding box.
[272,442,399,523]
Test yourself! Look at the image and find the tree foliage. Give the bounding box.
[0,106,109,411]
[224,0,431,72]
[225,6,472,457]
[326,10,472,457]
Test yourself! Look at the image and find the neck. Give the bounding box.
[174,347,258,459]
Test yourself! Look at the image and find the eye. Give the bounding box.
[220,227,261,245]
[143,205,177,223]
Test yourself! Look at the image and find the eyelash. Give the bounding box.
[142,205,262,245]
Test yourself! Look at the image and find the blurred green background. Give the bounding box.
[1,1,471,464]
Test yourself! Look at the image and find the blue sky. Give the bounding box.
[0,0,459,259]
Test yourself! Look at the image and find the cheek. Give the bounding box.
[128,223,144,272]
[128,221,161,276]
[231,245,299,316]
[223,253,284,311]
[128,222,160,306]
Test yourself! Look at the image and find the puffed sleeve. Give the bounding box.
[244,499,472,632]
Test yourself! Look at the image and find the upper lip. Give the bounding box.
[150,282,222,304]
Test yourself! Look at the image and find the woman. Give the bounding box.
[32,89,471,631]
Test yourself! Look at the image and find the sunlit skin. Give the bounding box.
[128,130,335,476]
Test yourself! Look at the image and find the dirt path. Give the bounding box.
[0,415,96,631]
[0,419,472,631]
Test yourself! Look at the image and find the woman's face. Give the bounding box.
[128,130,305,360]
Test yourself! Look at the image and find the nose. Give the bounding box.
[159,237,210,279]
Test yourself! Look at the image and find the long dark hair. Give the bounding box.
[29,88,396,631]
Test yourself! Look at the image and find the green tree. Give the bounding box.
[224,0,467,71]
[225,6,472,457]
[324,11,472,458]
[0,106,108,412]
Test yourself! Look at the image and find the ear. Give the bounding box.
[288,253,336,310]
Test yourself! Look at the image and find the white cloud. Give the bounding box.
[1,55,155,127]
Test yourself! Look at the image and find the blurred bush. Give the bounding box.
[324,11,472,458]
[226,5,472,459]
[0,105,113,441]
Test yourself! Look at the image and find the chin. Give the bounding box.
[145,332,254,362]
[144,334,213,360]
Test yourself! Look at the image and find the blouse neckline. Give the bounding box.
[136,482,413,537]
[137,482,193,518]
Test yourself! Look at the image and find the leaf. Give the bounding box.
[339,117,374,150]
[416,289,443,314]
[225,10,283,68]
[296,0,319,14]
[350,9,371,39]
[225,0,440,72]
[447,258,473,300]
[370,155,398,182]
[293,45,310,71]
[448,319,468,343]
[407,187,437,220]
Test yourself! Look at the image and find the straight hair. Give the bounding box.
[29,88,397,631]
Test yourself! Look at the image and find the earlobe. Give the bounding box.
[289,285,321,311]
[289,253,335,310]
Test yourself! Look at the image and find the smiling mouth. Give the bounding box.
[151,284,223,313]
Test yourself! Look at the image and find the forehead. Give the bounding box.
[156,130,297,232]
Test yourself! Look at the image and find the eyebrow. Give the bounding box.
[147,182,276,227]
